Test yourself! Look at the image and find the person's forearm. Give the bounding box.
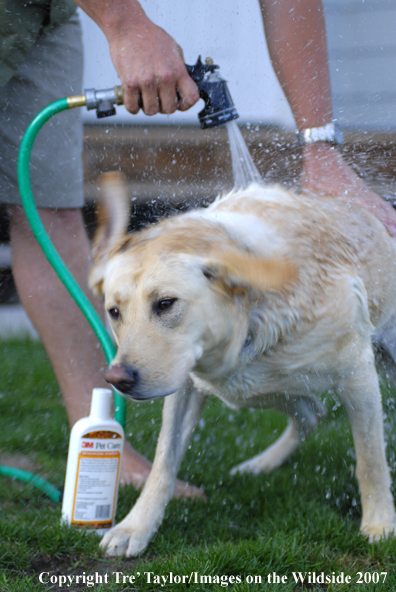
[73,0,148,42]
[259,0,333,130]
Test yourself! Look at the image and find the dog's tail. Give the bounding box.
[90,172,130,296]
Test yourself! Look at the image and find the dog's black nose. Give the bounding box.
[104,364,138,394]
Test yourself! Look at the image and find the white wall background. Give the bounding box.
[79,0,295,127]
[325,0,396,130]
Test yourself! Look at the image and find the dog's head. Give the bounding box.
[91,173,296,400]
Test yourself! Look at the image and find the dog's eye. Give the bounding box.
[202,267,215,281]
[157,298,177,312]
[108,307,120,320]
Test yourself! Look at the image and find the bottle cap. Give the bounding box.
[90,388,113,420]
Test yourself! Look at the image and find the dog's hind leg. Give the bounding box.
[338,345,396,541]
[230,395,326,475]
[100,378,207,557]
[373,319,396,391]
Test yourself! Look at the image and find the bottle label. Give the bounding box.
[71,430,122,530]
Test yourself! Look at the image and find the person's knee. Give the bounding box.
[9,205,84,239]
[38,207,84,231]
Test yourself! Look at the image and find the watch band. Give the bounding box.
[296,121,343,147]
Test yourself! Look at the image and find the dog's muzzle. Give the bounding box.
[104,363,139,395]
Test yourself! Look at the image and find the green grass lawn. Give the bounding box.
[1,338,396,591]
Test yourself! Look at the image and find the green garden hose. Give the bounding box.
[1,94,127,502]
[16,96,125,427]
[0,465,61,503]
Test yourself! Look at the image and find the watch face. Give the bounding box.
[297,122,342,146]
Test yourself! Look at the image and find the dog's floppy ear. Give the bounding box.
[89,172,130,296]
[202,250,296,296]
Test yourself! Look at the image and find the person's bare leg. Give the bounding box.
[9,205,203,498]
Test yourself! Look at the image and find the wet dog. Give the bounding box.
[90,173,396,556]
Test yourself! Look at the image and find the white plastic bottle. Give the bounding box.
[61,388,124,536]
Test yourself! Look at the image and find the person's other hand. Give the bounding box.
[301,143,396,237]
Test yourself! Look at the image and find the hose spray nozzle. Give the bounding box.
[82,56,239,128]
[185,56,239,129]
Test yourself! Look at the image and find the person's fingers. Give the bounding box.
[139,73,161,115]
[157,70,179,114]
[133,68,199,115]
[176,71,200,112]
[121,75,143,114]
[173,42,201,110]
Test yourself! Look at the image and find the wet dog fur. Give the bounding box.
[90,172,396,556]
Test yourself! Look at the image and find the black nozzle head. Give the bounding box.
[197,76,239,129]
[186,56,239,129]
[199,105,239,129]
[96,104,116,118]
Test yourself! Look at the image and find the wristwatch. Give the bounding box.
[296,121,343,147]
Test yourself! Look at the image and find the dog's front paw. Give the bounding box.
[361,522,396,543]
[100,524,150,557]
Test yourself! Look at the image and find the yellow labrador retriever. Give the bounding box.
[90,172,396,556]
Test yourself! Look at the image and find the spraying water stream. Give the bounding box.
[226,120,263,189]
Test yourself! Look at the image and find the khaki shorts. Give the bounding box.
[0,15,84,208]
